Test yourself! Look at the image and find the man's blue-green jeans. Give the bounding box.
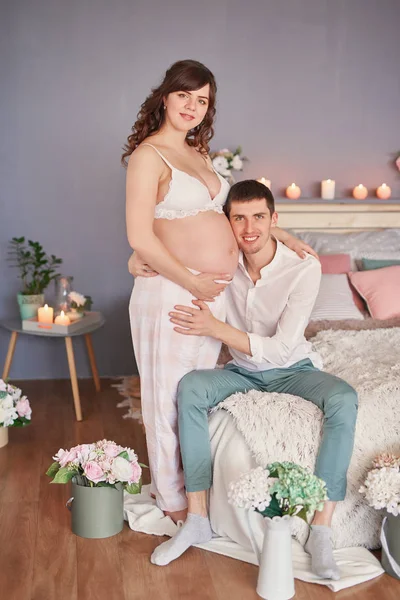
[177,359,358,501]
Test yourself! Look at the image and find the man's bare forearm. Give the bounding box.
[213,320,251,356]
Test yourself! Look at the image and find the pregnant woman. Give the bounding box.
[123,59,315,524]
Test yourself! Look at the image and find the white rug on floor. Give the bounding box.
[124,485,384,592]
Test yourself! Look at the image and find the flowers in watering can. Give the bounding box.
[46,439,145,493]
[0,379,32,427]
[228,462,328,523]
[359,453,400,516]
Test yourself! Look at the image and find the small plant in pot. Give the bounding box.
[8,237,63,319]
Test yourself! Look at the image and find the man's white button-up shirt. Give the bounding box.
[226,240,323,371]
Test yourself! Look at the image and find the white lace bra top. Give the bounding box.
[141,143,230,220]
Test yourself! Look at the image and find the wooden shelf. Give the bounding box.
[275,198,400,205]
[274,199,400,230]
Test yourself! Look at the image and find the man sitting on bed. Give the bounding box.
[144,180,358,579]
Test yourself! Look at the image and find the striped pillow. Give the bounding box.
[310,274,364,321]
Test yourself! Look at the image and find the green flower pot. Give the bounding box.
[381,513,400,580]
[67,480,124,539]
[17,293,44,320]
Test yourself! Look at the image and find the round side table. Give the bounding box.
[0,316,105,421]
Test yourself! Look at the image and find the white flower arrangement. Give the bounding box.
[359,453,400,516]
[210,146,247,178]
[46,439,146,494]
[228,462,328,523]
[0,379,32,427]
[68,291,92,313]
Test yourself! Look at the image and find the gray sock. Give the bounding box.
[305,525,340,580]
[150,513,212,566]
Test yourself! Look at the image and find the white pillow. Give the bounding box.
[297,229,400,270]
[310,274,364,321]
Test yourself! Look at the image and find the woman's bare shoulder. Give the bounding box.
[127,140,164,171]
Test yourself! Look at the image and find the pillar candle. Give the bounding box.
[352,184,368,200]
[321,179,335,200]
[258,177,272,189]
[37,304,54,324]
[376,183,391,200]
[286,183,301,200]
[54,310,71,325]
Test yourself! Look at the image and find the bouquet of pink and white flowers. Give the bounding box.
[46,439,145,494]
[359,453,400,516]
[0,379,32,427]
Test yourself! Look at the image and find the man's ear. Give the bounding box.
[271,211,278,227]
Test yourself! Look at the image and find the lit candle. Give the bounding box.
[321,179,335,200]
[258,177,272,189]
[352,184,368,200]
[376,183,391,200]
[37,304,54,324]
[54,310,71,325]
[286,183,301,200]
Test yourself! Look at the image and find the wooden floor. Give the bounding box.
[1,379,399,600]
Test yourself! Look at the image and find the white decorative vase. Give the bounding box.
[249,514,295,600]
[0,426,9,448]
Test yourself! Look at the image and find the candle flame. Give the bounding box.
[291,183,296,187]
[44,304,48,309]
[61,310,65,316]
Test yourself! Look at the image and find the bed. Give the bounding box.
[209,201,400,552]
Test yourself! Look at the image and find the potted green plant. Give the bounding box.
[8,237,63,319]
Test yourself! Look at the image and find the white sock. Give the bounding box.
[150,513,212,566]
[305,525,340,580]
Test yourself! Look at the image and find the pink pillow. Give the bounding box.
[320,254,351,274]
[348,266,400,319]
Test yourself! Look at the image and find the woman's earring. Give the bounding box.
[163,105,166,110]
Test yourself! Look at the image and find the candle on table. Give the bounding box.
[376,183,391,200]
[258,177,272,189]
[54,310,71,325]
[352,184,368,200]
[286,183,301,200]
[37,304,54,324]
[321,179,335,200]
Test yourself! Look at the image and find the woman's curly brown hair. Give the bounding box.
[121,59,217,166]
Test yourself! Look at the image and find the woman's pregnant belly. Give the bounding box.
[154,211,239,276]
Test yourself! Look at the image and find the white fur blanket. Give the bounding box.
[209,327,400,550]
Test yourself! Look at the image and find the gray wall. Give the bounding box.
[1,0,399,379]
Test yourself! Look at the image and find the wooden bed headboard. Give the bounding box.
[276,199,400,232]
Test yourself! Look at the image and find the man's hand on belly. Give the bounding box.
[169,300,219,337]
[170,301,252,357]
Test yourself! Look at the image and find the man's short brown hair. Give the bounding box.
[223,180,275,218]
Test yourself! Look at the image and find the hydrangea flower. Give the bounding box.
[228,462,327,523]
[360,456,400,516]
